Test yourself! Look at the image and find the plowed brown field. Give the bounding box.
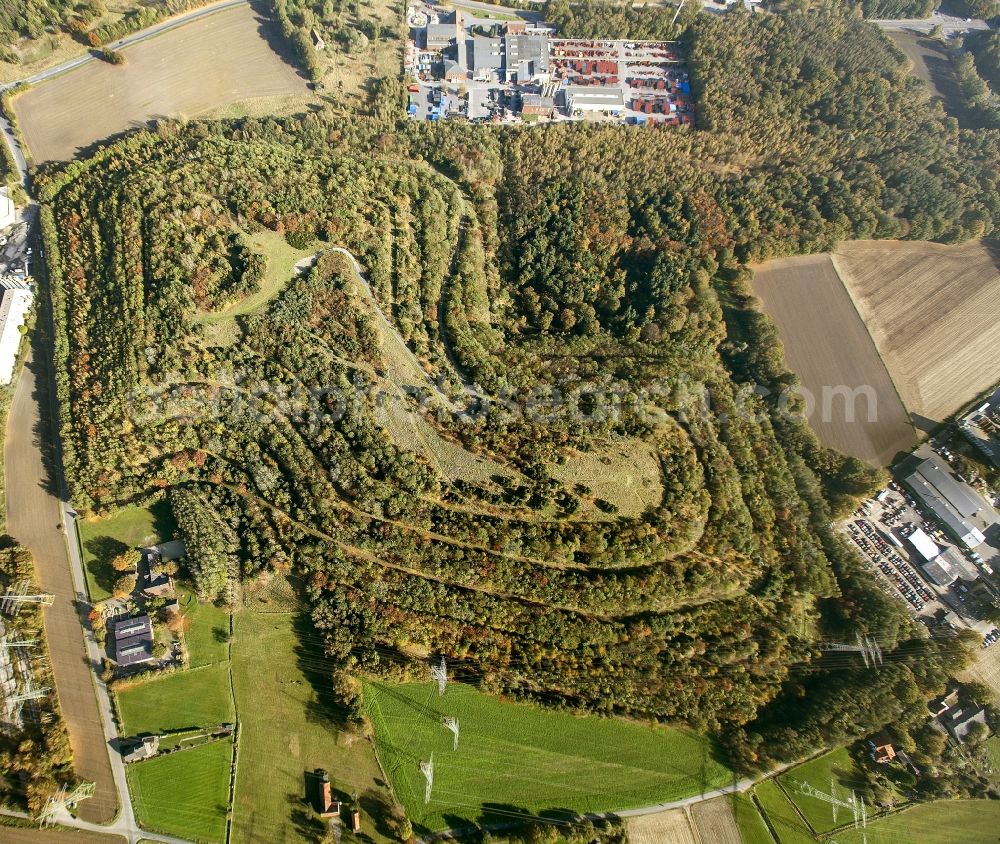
[752,254,916,465]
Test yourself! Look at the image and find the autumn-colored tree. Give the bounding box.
[111,574,136,599]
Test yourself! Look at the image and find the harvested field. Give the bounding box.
[691,796,742,844]
[833,239,1000,428]
[14,4,308,163]
[627,809,696,844]
[752,255,915,465]
[0,828,125,844]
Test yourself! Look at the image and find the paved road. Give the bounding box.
[873,11,989,34]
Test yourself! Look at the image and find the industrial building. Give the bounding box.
[0,280,32,386]
[961,388,1000,470]
[0,188,15,232]
[563,85,625,114]
[908,527,940,562]
[504,34,550,82]
[905,458,988,549]
[470,36,502,81]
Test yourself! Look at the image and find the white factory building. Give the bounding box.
[0,279,32,385]
[563,85,625,114]
[0,188,15,232]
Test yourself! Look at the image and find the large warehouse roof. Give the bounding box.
[908,528,939,562]
[0,286,32,386]
[914,459,983,519]
[905,470,985,549]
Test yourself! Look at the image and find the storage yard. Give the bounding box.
[406,4,694,126]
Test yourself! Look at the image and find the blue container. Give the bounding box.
[681,80,691,95]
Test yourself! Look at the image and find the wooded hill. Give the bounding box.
[35,7,999,766]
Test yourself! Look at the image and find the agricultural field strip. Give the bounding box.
[831,240,1000,423]
[751,254,915,465]
[12,4,307,163]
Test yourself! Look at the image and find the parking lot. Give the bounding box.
[844,475,1000,649]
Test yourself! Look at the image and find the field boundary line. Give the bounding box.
[829,249,915,432]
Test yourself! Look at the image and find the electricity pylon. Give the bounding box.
[1,582,54,616]
[419,754,434,804]
[442,716,459,750]
[38,782,95,826]
[430,656,447,696]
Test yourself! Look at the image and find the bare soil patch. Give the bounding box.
[628,808,697,844]
[14,4,308,163]
[752,254,915,465]
[691,796,743,844]
[833,239,1000,428]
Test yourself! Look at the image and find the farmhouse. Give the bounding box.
[0,281,32,385]
[122,734,160,763]
[307,768,341,817]
[868,737,896,764]
[113,614,154,667]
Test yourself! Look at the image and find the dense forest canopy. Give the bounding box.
[35,7,999,765]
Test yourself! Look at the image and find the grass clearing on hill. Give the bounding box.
[128,737,233,843]
[364,680,733,833]
[117,663,234,735]
[196,228,315,323]
[78,501,175,601]
[231,606,395,844]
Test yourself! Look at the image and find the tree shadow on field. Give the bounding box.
[24,320,63,500]
[83,535,129,596]
[359,788,398,839]
[248,0,311,82]
[291,610,355,732]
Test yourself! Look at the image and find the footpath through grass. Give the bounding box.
[78,501,176,600]
[364,680,734,832]
[128,738,233,844]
